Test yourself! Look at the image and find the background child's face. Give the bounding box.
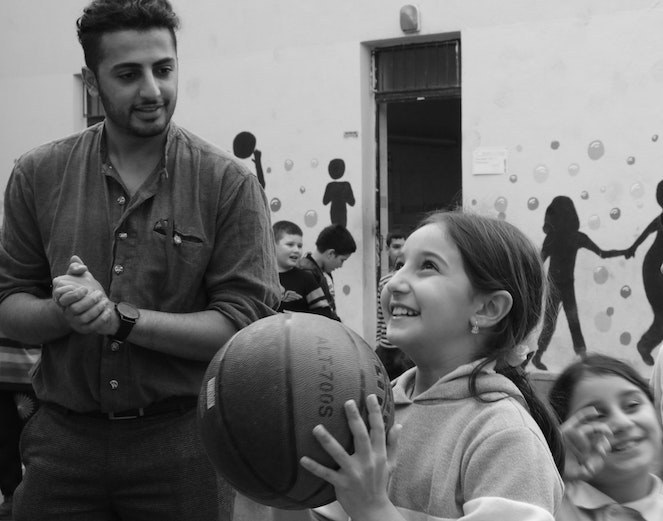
[387,238,405,263]
[322,251,351,274]
[275,233,303,271]
[569,374,662,486]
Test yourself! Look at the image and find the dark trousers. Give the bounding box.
[14,405,233,521]
[0,390,22,498]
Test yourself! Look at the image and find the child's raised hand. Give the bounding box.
[561,406,613,481]
[300,394,403,521]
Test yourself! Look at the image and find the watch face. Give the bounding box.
[117,302,140,321]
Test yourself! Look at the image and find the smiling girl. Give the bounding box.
[301,210,564,521]
[549,354,663,521]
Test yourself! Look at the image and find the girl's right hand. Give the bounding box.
[561,406,613,480]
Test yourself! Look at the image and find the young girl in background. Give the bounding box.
[549,354,663,521]
[301,210,564,521]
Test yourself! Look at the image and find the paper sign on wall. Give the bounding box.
[472,147,508,175]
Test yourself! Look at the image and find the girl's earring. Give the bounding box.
[470,320,479,335]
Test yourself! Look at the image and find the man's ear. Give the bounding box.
[474,290,513,329]
[81,66,99,98]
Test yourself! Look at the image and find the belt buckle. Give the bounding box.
[108,408,144,420]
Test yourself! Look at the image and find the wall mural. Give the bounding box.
[233,131,265,189]
[323,158,355,227]
[484,135,663,374]
[624,179,663,366]
[232,133,356,301]
[531,196,625,371]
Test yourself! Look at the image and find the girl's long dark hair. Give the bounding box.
[420,210,565,473]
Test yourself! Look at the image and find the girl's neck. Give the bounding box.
[591,473,654,504]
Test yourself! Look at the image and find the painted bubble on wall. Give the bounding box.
[516,145,523,152]
[588,214,601,230]
[494,196,508,212]
[588,140,605,160]
[568,163,580,176]
[527,197,539,210]
[342,285,350,295]
[509,174,518,183]
[299,186,306,194]
[304,210,318,228]
[653,134,659,142]
[284,159,294,171]
[311,159,319,168]
[630,182,644,199]
[266,167,272,173]
[620,285,632,298]
[581,191,589,200]
[606,307,614,317]
[533,164,549,183]
[497,212,506,220]
[609,208,621,220]
[593,266,608,284]
[270,198,281,212]
[471,199,477,206]
[594,311,611,332]
[626,156,636,165]
[620,332,632,345]
[551,141,560,150]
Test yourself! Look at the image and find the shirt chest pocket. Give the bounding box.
[151,218,208,268]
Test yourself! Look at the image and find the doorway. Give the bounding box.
[374,40,462,277]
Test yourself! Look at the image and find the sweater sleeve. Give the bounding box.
[460,425,563,520]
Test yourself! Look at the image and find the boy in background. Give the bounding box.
[385,229,407,271]
[298,224,356,322]
[273,221,335,319]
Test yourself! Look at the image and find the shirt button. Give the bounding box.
[118,232,128,240]
[109,380,119,390]
[113,264,124,275]
[110,341,120,352]
[117,196,126,205]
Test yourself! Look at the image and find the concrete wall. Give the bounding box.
[2,0,662,376]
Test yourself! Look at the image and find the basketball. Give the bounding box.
[197,312,395,510]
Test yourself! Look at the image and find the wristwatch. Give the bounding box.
[112,302,140,342]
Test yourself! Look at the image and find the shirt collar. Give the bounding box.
[566,475,662,512]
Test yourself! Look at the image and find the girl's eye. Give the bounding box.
[624,400,642,412]
[421,260,439,271]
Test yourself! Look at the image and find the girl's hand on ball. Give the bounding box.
[300,394,403,521]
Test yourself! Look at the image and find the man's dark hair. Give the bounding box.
[272,220,303,242]
[77,0,180,72]
[315,225,356,255]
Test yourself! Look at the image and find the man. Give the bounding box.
[298,224,356,322]
[0,1,280,519]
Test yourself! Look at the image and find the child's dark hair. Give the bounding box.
[272,220,303,242]
[77,0,180,73]
[548,353,653,423]
[386,229,408,246]
[420,209,564,472]
[315,224,357,255]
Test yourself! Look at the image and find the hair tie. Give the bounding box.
[505,344,535,367]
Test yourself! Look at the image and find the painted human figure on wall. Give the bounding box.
[322,158,355,227]
[624,180,663,366]
[233,131,265,189]
[532,196,625,371]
